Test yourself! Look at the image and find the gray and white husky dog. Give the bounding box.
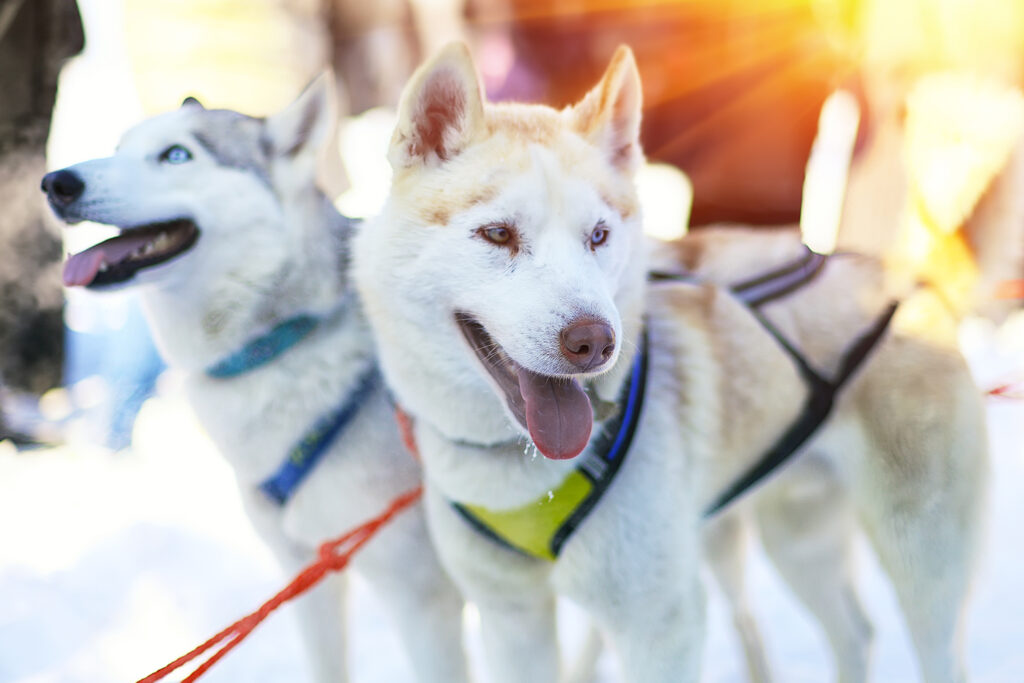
[354,42,988,683]
[43,78,468,683]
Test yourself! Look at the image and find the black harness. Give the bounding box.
[651,245,899,518]
[447,245,897,559]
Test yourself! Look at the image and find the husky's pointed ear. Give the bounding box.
[571,46,643,173]
[181,96,205,110]
[390,42,484,169]
[264,72,336,160]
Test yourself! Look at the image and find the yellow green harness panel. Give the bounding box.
[453,248,898,559]
[451,333,649,561]
[456,470,595,561]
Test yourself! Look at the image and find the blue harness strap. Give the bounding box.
[204,307,377,506]
[205,314,321,379]
[259,365,380,505]
[548,330,649,556]
[452,245,893,556]
[451,330,649,560]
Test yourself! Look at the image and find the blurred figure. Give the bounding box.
[470,0,1024,239]
[471,0,857,226]
[0,0,82,444]
[48,0,161,450]
[836,0,1024,324]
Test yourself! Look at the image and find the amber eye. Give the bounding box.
[589,222,609,250]
[477,222,518,250]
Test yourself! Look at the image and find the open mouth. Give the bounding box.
[63,219,199,288]
[455,312,594,460]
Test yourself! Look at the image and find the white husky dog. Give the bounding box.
[354,42,987,683]
[43,80,468,683]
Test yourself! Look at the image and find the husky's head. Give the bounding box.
[44,76,336,293]
[355,43,646,460]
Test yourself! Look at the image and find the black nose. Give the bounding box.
[560,317,616,372]
[41,169,85,206]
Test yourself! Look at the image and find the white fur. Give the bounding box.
[355,43,988,683]
[355,43,702,683]
[50,79,468,683]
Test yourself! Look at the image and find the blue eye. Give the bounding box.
[160,145,193,164]
[589,221,609,250]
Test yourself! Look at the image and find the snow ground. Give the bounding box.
[1,326,1022,683]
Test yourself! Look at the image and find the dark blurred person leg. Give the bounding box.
[0,0,82,444]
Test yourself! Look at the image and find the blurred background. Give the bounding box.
[1,0,1023,681]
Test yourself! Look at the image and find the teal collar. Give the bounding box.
[205,314,321,379]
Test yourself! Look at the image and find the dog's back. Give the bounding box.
[653,225,987,682]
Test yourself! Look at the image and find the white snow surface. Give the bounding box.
[1,326,1022,683]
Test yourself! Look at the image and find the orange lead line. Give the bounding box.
[987,383,1024,400]
[136,486,424,683]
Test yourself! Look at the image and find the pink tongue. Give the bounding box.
[63,249,106,287]
[62,232,156,287]
[517,368,593,460]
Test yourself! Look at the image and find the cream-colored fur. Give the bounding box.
[45,80,468,683]
[656,227,987,682]
[355,42,988,683]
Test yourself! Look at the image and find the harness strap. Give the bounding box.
[206,314,321,379]
[403,244,891,555]
[259,365,379,505]
[451,330,649,560]
[732,247,828,307]
[650,245,899,516]
[702,302,898,517]
[650,245,829,309]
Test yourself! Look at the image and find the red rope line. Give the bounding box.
[987,382,1024,400]
[137,486,423,683]
[394,406,420,460]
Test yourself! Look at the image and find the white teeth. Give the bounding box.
[99,262,108,272]
[135,232,172,259]
[152,232,171,250]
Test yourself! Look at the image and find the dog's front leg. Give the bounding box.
[598,578,706,683]
[354,505,470,683]
[290,570,350,683]
[477,593,560,683]
[425,489,560,683]
[703,511,773,683]
[556,496,707,683]
[243,496,349,682]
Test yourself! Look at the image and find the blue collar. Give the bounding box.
[205,314,322,379]
[259,364,380,505]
